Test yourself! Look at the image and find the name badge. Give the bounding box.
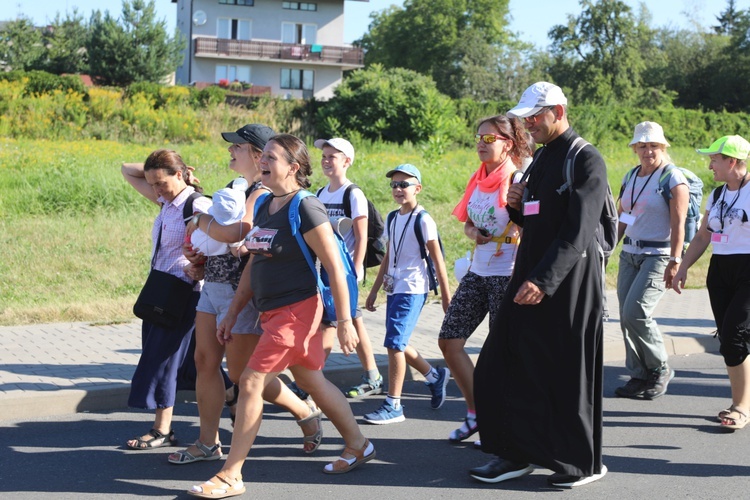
[619,212,636,225]
[711,233,729,244]
[524,200,540,216]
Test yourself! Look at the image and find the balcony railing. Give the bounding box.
[194,37,364,66]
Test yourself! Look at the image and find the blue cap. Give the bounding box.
[385,163,422,184]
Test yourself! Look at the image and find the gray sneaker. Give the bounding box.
[614,378,647,398]
[643,365,675,400]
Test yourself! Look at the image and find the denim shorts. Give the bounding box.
[321,307,364,328]
[196,282,262,335]
[384,293,427,352]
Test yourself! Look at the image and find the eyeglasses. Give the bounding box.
[390,180,417,189]
[523,106,554,124]
[475,134,510,144]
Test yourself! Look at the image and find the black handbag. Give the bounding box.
[133,209,195,329]
[133,269,193,329]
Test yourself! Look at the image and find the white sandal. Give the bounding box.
[168,441,222,465]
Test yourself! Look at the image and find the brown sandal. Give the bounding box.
[188,472,245,498]
[323,438,376,474]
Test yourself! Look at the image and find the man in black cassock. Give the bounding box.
[470,82,608,488]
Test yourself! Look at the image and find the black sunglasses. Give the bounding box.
[390,180,417,189]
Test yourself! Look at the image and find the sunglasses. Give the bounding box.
[390,180,418,189]
[523,106,554,124]
[475,134,510,144]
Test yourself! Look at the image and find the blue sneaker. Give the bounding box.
[426,367,450,409]
[363,402,405,425]
[288,381,310,401]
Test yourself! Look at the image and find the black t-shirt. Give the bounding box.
[246,194,329,311]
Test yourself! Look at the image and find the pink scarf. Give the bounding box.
[452,159,514,222]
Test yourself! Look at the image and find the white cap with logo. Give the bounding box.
[508,82,568,118]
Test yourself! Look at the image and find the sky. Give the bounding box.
[8,0,748,47]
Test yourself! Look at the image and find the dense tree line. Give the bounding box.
[0,0,183,87]
[357,0,750,112]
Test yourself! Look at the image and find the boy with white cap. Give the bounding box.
[364,163,451,424]
[311,137,384,399]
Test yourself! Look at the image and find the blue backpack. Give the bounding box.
[385,209,443,295]
[254,191,358,322]
[619,164,703,245]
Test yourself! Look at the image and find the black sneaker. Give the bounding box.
[288,381,310,401]
[643,365,675,400]
[469,457,533,483]
[614,378,647,398]
[547,465,608,488]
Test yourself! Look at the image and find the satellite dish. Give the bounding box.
[193,10,207,27]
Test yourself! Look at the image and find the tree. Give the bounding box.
[714,0,742,35]
[357,0,512,98]
[0,17,45,71]
[547,0,655,104]
[43,10,90,75]
[87,0,185,86]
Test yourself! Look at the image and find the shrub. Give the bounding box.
[317,64,459,144]
[0,70,86,96]
[191,85,226,108]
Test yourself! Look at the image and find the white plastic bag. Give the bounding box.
[454,250,472,281]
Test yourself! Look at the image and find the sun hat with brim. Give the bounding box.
[507,82,568,118]
[696,135,750,160]
[208,187,247,225]
[221,124,275,150]
[314,138,355,165]
[386,163,422,184]
[628,121,670,147]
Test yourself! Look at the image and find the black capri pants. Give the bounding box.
[707,253,750,367]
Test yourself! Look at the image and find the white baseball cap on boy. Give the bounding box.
[314,138,355,165]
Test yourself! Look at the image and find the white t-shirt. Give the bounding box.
[465,187,517,276]
[316,182,368,256]
[620,165,687,255]
[386,206,439,295]
[706,181,750,255]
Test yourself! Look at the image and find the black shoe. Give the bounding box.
[643,365,675,400]
[614,378,647,398]
[469,457,533,483]
[547,465,608,487]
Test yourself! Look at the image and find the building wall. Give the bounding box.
[174,0,350,98]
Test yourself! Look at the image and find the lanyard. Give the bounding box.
[628,165,659,212]
[719,173,748,233]
[391,207,416,270]
[520,147,549,201]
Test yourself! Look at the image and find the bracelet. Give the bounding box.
[337,318,352,324]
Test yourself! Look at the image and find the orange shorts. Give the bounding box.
[248,294,324,373]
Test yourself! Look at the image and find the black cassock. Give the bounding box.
[474,127,606,477]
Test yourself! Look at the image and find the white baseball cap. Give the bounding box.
[208,188,246,225]
[314,138,355,165]
[508,82,568,118]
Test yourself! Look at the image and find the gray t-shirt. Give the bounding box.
[245,194,329,311]
[620,164,687,255]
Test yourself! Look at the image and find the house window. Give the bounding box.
[219,0,254,6]
[280,68,314,90]
[218,18,251,40]
[281,22,316,44]
[216,65,251,83]
[282,2,317,11]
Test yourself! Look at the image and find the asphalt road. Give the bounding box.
[2,351,750,499]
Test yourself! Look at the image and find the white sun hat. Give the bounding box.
[628,121,671,147]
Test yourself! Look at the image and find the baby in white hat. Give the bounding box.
[190,187,246,256]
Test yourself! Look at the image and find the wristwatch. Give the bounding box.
[669,256,682,264]
[191,213,202,226]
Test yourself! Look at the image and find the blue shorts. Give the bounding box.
[197,282,262,335]
[384,293,427,352]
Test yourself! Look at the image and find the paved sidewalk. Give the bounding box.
[0,289,717,421]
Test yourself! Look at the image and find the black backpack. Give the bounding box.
[317,184,387,268]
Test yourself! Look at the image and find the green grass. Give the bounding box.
[0,137,714,325]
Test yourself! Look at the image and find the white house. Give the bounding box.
[171,0,366,100]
